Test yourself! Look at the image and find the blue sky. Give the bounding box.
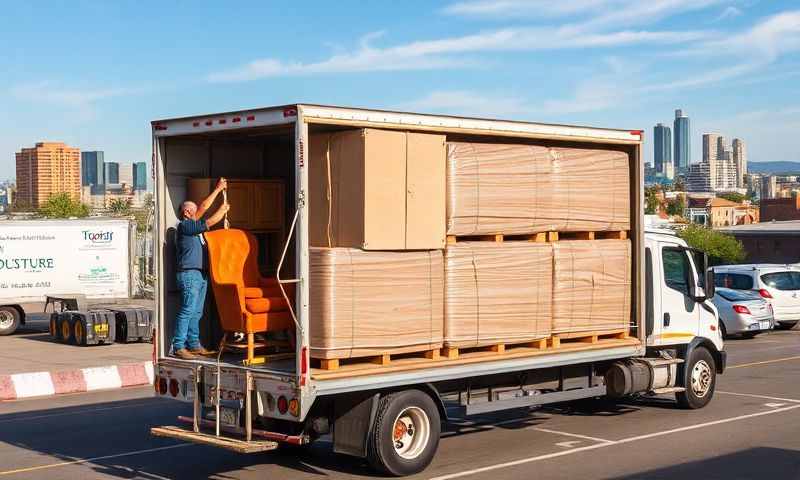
[2,0,799,180]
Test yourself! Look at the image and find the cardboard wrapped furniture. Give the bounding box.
[444,242,553,349]
[204,229,294,364]
[309,248,444,365]
[309,128,446,250]
[552,239,632,337]
[446,142,630,236]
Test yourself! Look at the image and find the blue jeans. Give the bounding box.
[173,270,207,352]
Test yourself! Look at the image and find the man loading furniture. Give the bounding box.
[172,178,230,359]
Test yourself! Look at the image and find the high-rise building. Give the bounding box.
[732,139,747,188]
[132,162,147,191]
[673,109,690,172]
[761,176,778,200]
[81,151,105,187]
[119,163,133,186]
[653,123,672,177]
[15,142,81,209]
[105,162,120,184]
[686,162,712,192]
[702,133,720,187]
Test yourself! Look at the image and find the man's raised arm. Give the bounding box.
[196,177,227,218]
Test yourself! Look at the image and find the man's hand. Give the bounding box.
[216,177,227,192]
[220,203,230,214]
[206,203,231,228]
[197,178,227,218]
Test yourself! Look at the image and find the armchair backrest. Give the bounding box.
[205,229,253,288]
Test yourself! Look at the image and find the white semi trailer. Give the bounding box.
[0,218,135,335]
[150,104,725,476]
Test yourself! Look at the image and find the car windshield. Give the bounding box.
[760,271,800,291]
[716,289,761,302]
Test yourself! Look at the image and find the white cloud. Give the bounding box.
[441,0,621,18]
[10,82,134,108]
[714,6,743,22]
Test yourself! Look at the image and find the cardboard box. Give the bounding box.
[309,248,444,359]
[444,242,552,348]
[447,142,630,236]
[309,129,446,250]
[552,240,632,335]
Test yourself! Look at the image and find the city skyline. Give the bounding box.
[1,2,799,181]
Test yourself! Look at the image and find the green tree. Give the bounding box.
[717,192,746,204]
[677,224,746,265]
[665,196,685,217]
[645,186,660,214]
[108,198,132,216]
[39,193,89,218]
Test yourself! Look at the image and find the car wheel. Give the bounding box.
[742,331,760,339]
[0,306,21,336]
[776,320,798,330]
[366,390,441,476]
[676,346,716,409]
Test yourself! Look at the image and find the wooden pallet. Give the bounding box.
[446,230,627,244]
[550,329,629,348]
[441,338,549,360]
[314,348,441,371]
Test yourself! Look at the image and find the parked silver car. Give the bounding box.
[711,287,774,338]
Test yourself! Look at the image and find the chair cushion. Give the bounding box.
[245,297,289,314]
[244,285,295,299]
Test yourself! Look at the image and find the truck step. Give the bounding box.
[649,387,685,395]
[151,425,278,453]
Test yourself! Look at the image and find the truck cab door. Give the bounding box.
[653,244,700,345]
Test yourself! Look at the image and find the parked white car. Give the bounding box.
[714,265,800,330]
[711,287,774,337]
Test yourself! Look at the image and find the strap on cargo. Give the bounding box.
[222,187,230,230]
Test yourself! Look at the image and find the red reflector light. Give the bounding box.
[193,121,200,127]
[158,377,168,395]
[277,396,288,414]
[283,107,297,117]
[758,289,773,299]
[169,379,179,397]
[205,120,213,126]
[154,125,167,131]
[288,398,300,417]
[733,305,751,315]
[630,129,643,137]
[218,119,226,124]
[246,115,255,121]
[154,375,161,394]
[232,117,241,123]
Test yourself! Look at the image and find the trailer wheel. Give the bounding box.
[0,306,21,336]
[676,346,716,409]
[367,390,440,476]
[61,315,75,344]
[74,321,86,346]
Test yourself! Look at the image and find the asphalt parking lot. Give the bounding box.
[0,329,798,479]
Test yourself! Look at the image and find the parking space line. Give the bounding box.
[727,355,800,369]
[430,403,800,479]
[717,390,800,404]
[0,444,192,476]
[0,401,160,424]
[531,427,613,444]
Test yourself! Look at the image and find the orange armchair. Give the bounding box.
[204,229,294,364]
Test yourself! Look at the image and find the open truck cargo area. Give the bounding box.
[151,104,724,476]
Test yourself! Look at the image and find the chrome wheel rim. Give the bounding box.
[392,407,430,460]
[0,310,15,330]
[691,360,712,398]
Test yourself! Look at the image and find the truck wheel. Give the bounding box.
[367,390,441,476]
[0,306,21,336]
[776,321,798,330]
[74,321,87,346]
[676,346,716,409]
[61,315,75,344]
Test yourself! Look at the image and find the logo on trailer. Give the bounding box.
[83,230,114,244]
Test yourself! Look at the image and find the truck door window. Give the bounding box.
[662,248,691,296]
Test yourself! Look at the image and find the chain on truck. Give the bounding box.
[150,104,725,477]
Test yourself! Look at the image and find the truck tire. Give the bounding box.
[776,320,798,330]
[676,346,716,409]
[49,313,63,341]
[61,314,75,344]
[367,389,441,476]
[0,306,21,336]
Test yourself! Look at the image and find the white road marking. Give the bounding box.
[0,443,192,476]
[10,372,55,398]
[532,427,613,444]
[82,365,122,391]
[555,441,581,448]
[429,403,800,480]
[716,390,800,404]
[765,403,787,408]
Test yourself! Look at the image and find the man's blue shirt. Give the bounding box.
[176,219,208,271]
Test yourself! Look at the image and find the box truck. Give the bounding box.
[150,104,725,476]
[0,218,136,335]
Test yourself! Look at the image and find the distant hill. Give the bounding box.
[748,162,800,175]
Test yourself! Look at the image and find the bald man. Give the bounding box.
[172,178,229,359]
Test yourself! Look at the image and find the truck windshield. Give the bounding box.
[761,272,800,291]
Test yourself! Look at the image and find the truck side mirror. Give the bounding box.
[705,268,715,300]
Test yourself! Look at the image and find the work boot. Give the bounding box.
[172,348,198,360]
[189,346,217,357]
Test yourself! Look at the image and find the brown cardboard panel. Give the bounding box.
[552,239,632,335]
[363,129,406,249]
[444,242,553,348]
[407,133,447,249]
[308,133,334,247]
[333,130,366,248]
[309,248,444,359]
[447,142,630,236]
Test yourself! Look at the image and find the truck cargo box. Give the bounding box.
[309,247,444,360]
[446,142,630,236]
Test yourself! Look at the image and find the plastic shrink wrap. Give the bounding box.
[552,240,632,336]
[309,248,444,359]
[444,242,552,348]
[447,142,630,236]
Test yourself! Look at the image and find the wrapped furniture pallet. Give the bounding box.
[309,248,444,361]
[444,242,552,348]
[447,142,630,236]
[552,239,632,337]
